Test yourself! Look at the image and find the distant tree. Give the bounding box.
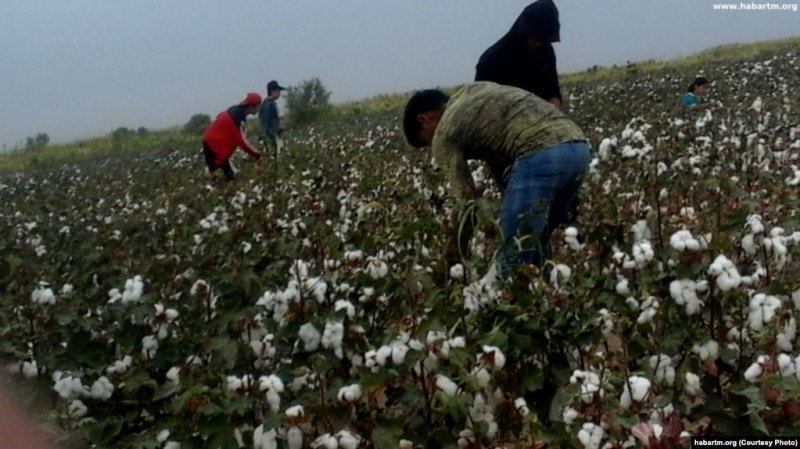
[184,114,211,135]
[111,127,135,149]
[137,127,149,137]
[285,77,332,126]
[24,133,50,151]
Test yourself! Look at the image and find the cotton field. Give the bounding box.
[1,46,800,448]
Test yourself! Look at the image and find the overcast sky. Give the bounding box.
[0,0,797,150]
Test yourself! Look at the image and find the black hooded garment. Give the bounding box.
[475,0,562,103]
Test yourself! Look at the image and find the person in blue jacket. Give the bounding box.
[682,76,712,109]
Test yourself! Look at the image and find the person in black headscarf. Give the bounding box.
[475,0,562,108]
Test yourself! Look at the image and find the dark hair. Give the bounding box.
[687,77,710,93]
[403,89,450,148]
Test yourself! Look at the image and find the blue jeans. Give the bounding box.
[498,141,591,274]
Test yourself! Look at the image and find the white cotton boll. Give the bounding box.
[344,250,363,262]
[90,376,114,400]
[156,429,170,443]
[742,234,757,254]
[578,423,605,449]
[298,322,321,352]
[684,372,702,396]
[321,321,345,359]
[164,442,181,449]
[449,263,465,280]
[22,360,38,378]
[514,397,530,416]
[777,318,796,351]
[338,384,363,403]
[260,424,280,449]
[367,259,389,279]
[313,434,339,449]
[563,407,579,425]
[391,343,409,365]
[142,335,159,358]
[399,440,415,449]
[122,275,144,304]
[620,376,651,409]
[692,340,719,361]
[472,367,492,388]
[375,345,393,366]
[631,220,652,243]
[436,374,460,396]
[550,264,572,288]
[284,427,301,449]
[616,278,630,296]
[190,280,210,297]
[31,286,56,305]
[285,404,304,418]
[107,355,133,374]
[337,430,361,449]
[68,399,88,419]
[334,300,356,318]
[482,345,506,370]
[778,354,796,377]
[166,366,180,384]
[649,355,675,385]
[744,361,764,382]
[747,293,782,331]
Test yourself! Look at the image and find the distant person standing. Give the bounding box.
[682,76,712,110]
[259,80,286,158]
[475,0,563,108]
[202,93,263,182]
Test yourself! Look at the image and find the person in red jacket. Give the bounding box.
[202,93,263,181]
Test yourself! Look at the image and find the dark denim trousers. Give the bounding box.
[498,140,591,274]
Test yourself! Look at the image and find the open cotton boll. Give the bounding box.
[747,293,781,331]
[616,278,630,296]
[336,430,361,449]
[684,372,702,396]
[648,354,675,385]
[22,360,38,378]
[435,374,460,396]
[744,357,768,382]
[121,275,144,304]
[337,383,362,403]
[298,322,321,352]
[285,404,304,418]
[669,279,705,315]
[90,376,115,400]
[449,263,465,280]
[708,255,741,291]
[620,376,651,409]
[577,422,605,449]
[312,434,339,449]
[284,427,301,449]
[570,370,603,404]
[31,285,57,305]
[778,354,797,377]
[692,340,719,361]
[550,264,572,288]
[776,318,796,351]
[481,345,506,370]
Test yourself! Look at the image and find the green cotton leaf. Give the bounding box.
[359,368,398,387]
[521,369,545,392]
[732,385,766,411]
[613,413,640,429]
[224,396,255,416]
[262,410,283,430]
[549,384,581,422]
[371,424,402,449]
[197,402,224,416]
[152,382,181,401]
[82,416,123,446]
[748,413,769,436]
[481,327,508,348]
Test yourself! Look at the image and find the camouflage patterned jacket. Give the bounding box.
[431,82,586,200]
